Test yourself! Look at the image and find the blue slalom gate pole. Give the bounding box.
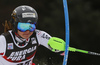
[63,0,70,65]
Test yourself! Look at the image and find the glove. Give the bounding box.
[48,37,65,52]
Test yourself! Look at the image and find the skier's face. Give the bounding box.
[18,30,33,39]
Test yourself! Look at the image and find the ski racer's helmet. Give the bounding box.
[11,5,38,32]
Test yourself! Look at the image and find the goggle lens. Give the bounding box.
[17,22,36,32]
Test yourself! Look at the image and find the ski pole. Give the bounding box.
[69,47,100,56]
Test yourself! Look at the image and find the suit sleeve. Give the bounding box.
[0,35,6,55]
[36,30,65,55]
[36,30,52,49]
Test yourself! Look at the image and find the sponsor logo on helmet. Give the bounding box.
[21,6,26,11]
[22,13,36,18]
[27,20,32,23]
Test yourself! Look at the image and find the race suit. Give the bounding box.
[0,29,51,65]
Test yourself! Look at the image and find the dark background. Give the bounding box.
[0,0,100,65]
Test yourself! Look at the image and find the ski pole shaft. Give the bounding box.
[69,47,100,56]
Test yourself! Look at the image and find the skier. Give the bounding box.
[0,5,65,65]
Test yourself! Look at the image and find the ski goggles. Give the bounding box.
[17,22,36,32]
